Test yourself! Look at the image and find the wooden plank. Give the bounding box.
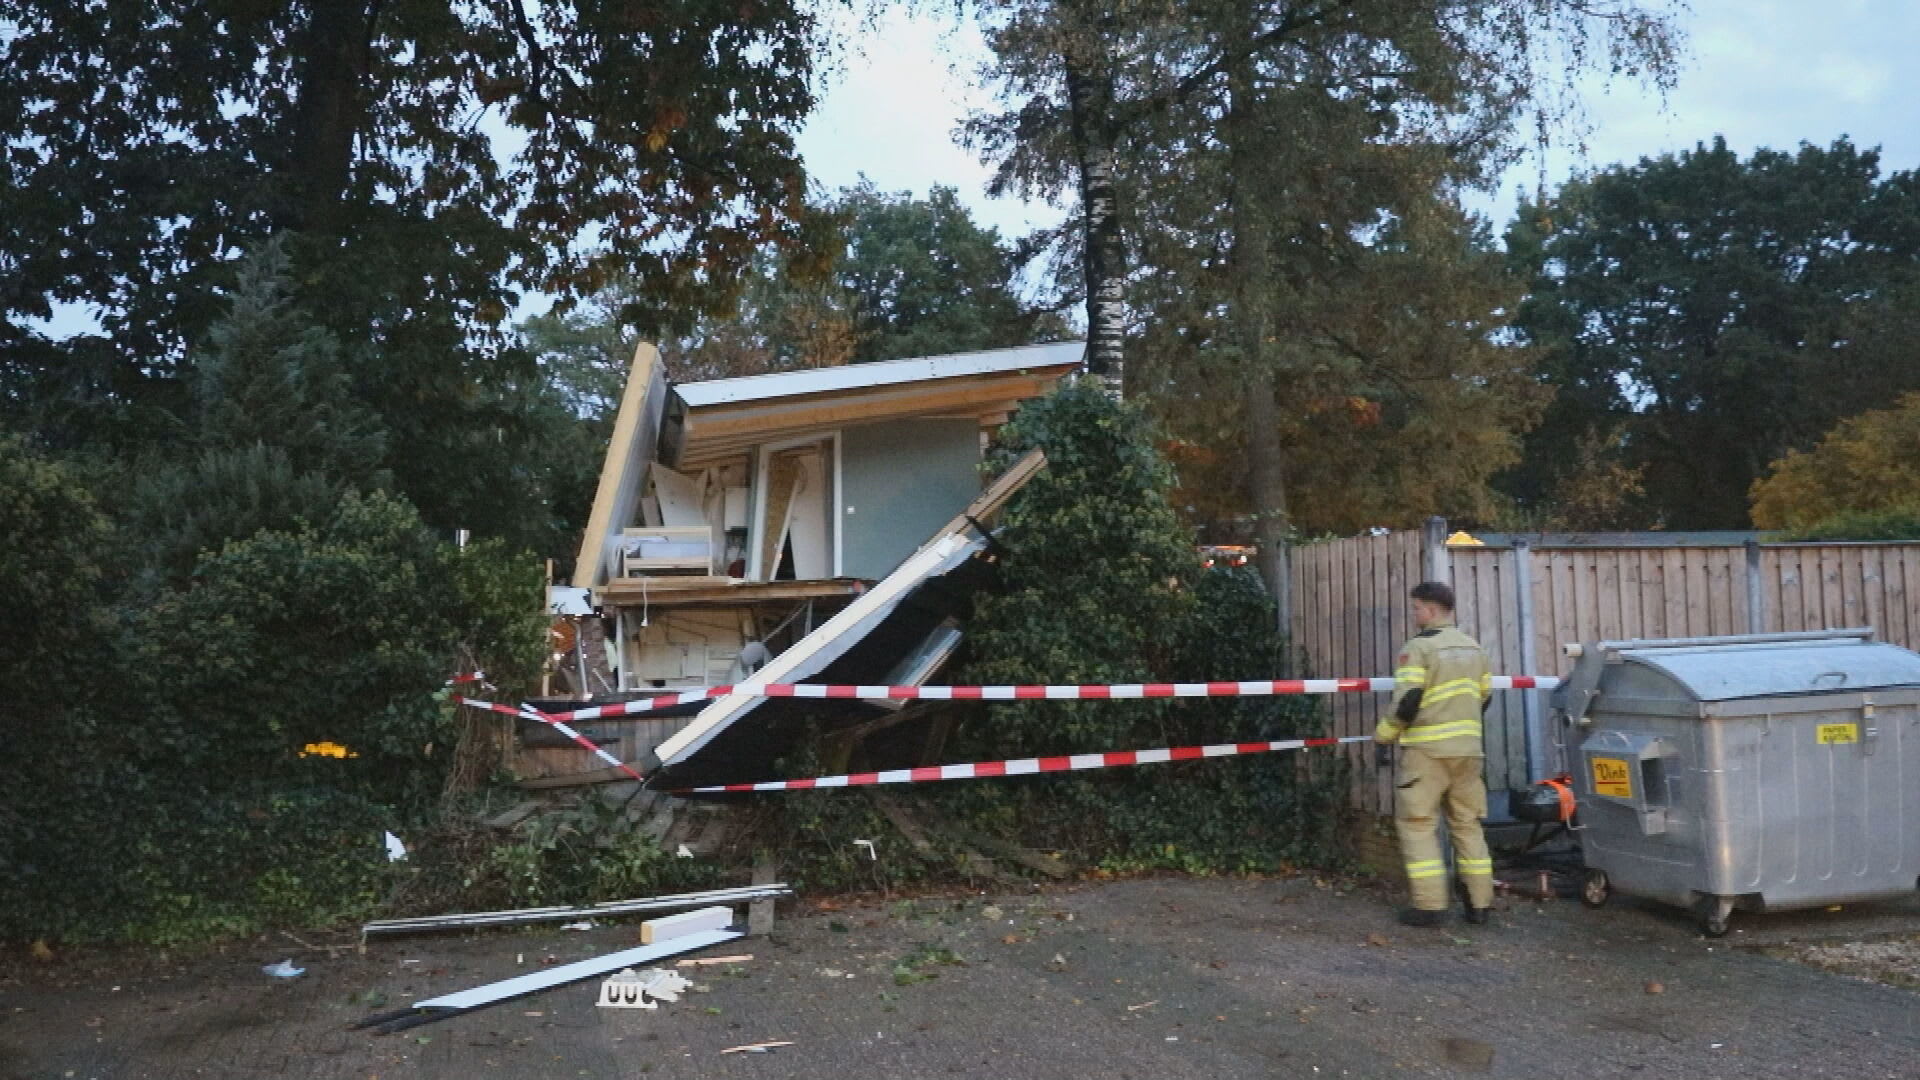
[1685,549,1707,637]
[1338,535,1357,736]
[1331,537,1354,797]
[1711,549,1736,637]
[597,578,862,607]
[679,370,1075,449]
[1364,535,1385,749]
[1316,539,1336,680]
[1638,551,1662,640]
[1549,552,1576,664]
[1780,548,1807,632]
[1840,545,1866,632]
[1799,546,1821,632]
[574,343,665,589]
[1287,541,1306,652]
[1495,550,1526,790]
[1353,538,1371,751]
[1643,550,1666,638]
[1861,547,1887,642]
[1655,548,1681,640]
[1616,552,1642,642]
[1713,548,1736,637]
[1889,549,1913,647]
[1567,550,1594,646]
[1592,552,1620,641]
[1819,546,1845,630]
[1901,549,1920,648]
[1529,547,1556,677]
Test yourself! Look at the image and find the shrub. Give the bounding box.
[3,490,546,943]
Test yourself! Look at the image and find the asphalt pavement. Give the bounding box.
[4,875,1917,1079]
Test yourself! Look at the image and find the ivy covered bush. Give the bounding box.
[939,382,1346,872]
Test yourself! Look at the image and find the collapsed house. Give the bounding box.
[525,340,1084,789]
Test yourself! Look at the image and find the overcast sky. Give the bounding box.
[797,0,1920,241]
[33,1,1920,338]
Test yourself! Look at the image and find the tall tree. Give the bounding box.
[528,182,1062,388]
[1750,393,1920,534]
[1,0,824,536]
[976,0,1681,620]
[1505,137,1920,528]
[834,182,1059,363]
[968,1,1140,384]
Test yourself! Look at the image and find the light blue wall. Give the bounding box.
[839,418,981,579]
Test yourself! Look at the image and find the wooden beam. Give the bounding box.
[572,343,664,589]
[679,373,1069,454]
[596,578,864,608]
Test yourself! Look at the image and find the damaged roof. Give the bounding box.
[672,341,1085,407]
[665,341,1082,470]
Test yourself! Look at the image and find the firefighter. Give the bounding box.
[1374,581,1494,927]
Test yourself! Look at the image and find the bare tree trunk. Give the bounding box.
[1246,370,1292,635]
[1225,25,1291,637]
[284,0,380,232]
[1065,55,1126,390]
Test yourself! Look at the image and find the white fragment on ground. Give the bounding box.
[720,1040,794,1054]
[260,960,304,979]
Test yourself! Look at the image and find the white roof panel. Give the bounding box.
[672,341,1085,408]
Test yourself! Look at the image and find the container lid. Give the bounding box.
[1618,640,1920,701]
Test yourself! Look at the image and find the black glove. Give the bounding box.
[1375,742,1395,768]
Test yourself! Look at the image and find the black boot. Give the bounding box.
[1397,908,1446,928]
[1463,906,1490,925]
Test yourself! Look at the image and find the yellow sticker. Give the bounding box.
[1591,756,1633,798]
[1816,723,1859,745]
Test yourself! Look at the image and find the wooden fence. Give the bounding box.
[1290,520,1920,815]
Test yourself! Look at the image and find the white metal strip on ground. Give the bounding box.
[362,887,791,935]
[414,929,743,1011]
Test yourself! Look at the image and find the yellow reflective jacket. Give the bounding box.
[1375,623,1490,757]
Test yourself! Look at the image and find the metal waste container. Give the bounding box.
[1552,629,1920,936]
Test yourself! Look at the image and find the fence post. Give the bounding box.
[1513,539,1551,782]
[1745,540,1766,634]
[1422,516,1450,584]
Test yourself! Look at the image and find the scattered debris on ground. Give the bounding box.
[1769,935,1920,989]
[721,1040,795,1054]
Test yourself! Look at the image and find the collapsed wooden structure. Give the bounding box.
[523,341,1083,788]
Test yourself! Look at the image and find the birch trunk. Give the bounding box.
[1065,56,1126,390]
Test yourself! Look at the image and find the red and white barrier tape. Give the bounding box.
[455,676,1560,790]
[467,675,1560,725]
[457,697,646,783]
[668,734,1378,794]
[523,706,649,784]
